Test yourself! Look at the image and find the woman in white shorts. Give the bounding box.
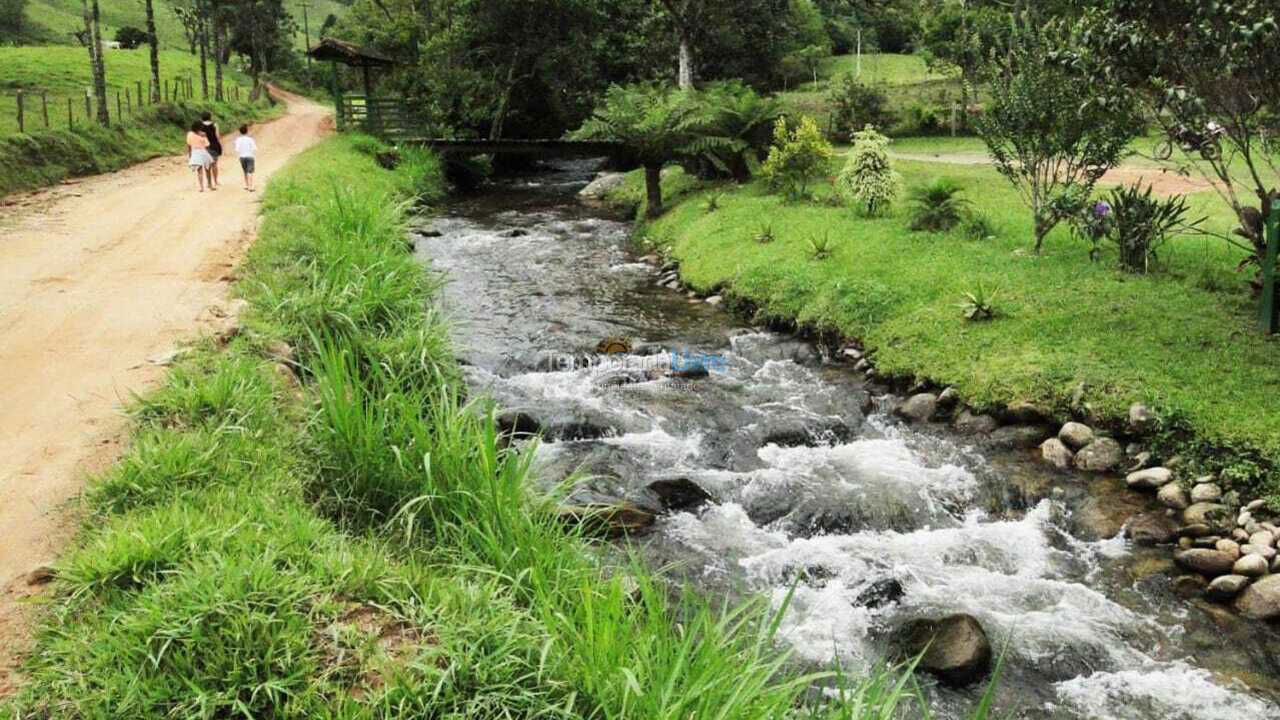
[186,121,213,192]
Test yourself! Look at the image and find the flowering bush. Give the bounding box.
[834,125,900,217]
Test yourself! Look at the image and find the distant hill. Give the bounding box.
[14,0,348,50]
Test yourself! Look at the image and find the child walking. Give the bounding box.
[186,121,213,192]
[234,124,257,192]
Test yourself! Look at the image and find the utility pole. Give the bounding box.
[301,1,312,71]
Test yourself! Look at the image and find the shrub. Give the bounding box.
[907,178,970,232]
[961,212,998,241]
[114,26,150,49]
[684,80,783,181]
[754,223,776,244]
[807,232,834,260]
[835,125,900,217]
[1105,183,1206,273]
[828,74,894,140]
[761,115,833,201]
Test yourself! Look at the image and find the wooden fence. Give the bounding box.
[9,79,249,134]
[335,95,420,139]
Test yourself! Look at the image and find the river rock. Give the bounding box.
[1173,549,1237,577]
[1234,554,1270,577]
[1207,575,1251,601]
[1179,523,1214,538]
[557,500,657,539]
[896,394,938,423]
[954,410,999,436]
[1193,536,1223,548]
[578,172,628,204]
[1125,512,1180,546]
[1172,575,1207,599]
[705,295,723,306]
[988,424,1055,449]
[1241,544,1276,561]
[1129,403,1155,431]
[938,387,960,407]
[854,578,905,609]
[893,614,992,688]
[646,478,713,513]
[497,411,542,439]
[1191,483,1223,504]
[1074,438,1124,473]
[1184,502,1230,530]
[1157,483,1190,511]
[264,340,295,364]
[25,565,55,586]
[1002,402,1050,425]
[1126,467,1174,490]
[1233,528,1251,543]
[1040,439,1075,470]
[1246,499,1267,512]
[1058,422,1095,450]
[1235,575,1280,619]
[1216,539,1242,558]
[1249,531,1276,548]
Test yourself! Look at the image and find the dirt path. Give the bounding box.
[0,88,330,693]
[888,151,1215,196]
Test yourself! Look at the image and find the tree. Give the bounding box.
[655,0,698,89]
[224,0,295,99]
[975,18,1141,253]
[0,0,27,39]
[144,0,161,102]
[1076,0,1280,278]
[114,25,149,48]
[572,83,703,217]
[835,125,899,216]
[81,0,109,126]
[761,115,834,200]
[684,80,783,181]
[172,1,201,54]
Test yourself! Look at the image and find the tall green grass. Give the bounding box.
[4,134,980,719]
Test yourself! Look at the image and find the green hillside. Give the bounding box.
[19,0,347,50]
[0,45,254,136]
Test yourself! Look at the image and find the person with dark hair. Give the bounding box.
[200,111,223,190]
[234,124,257,192]
[186,121,213,192]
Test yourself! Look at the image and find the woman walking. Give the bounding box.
[200,112,223,190]
[186,121,213,192]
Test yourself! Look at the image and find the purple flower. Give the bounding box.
[1093,201,1112,218]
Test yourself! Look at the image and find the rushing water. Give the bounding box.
[412,161,1280,719]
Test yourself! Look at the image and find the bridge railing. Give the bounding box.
[335,95,419,139]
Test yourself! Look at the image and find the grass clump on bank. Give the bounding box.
[637,148,1280,493]
[3,134,951,718]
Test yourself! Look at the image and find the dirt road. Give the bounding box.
[0,89,330,692]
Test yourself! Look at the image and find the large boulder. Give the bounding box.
[1074,438,1124,473]
[1182,502,1230,530]
[892,614,992,688]
[1234,575,1280,619]
[1173,549,1237,577]
[578,172,629,205]
[1058,422,1095,450]
[646,478,713,513]
[1126,467,1174,490]
[988,424,1055,450]
[1191,483,1223,503]
[896,394,939,423]
[1040,438,1075,470]
[1125,512,1180,546]
[1233,554,1269,578]
[1207,575,1251,601]
[1157,483,1190,511]
[1129,403,1156,432]
[955,410,999,436]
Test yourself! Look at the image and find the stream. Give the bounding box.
[411,160,1280,719]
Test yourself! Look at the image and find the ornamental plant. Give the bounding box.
[835,125,900,217]
[761,115,834,201]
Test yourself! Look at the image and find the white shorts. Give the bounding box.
[189,148,213,168]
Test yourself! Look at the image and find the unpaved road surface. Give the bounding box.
[0,89,329,693]
[888,150,1215,196]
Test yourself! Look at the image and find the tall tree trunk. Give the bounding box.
[213,16,224,101]
[145,0,161,102]
[82,0,109,126]
[489,60,517,141]
[198,11,209,100]
[644,164,664,218]
[677,32,693,90]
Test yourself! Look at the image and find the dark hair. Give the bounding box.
[201,111,212,121]
[190,121,203,132]
[239,124,248,134]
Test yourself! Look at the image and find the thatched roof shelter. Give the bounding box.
[307,38,397,68]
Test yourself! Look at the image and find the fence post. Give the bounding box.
[1262,207,1280,334]
[136,80,143,107]
[68,97,74,128]
[126,87,131,115]
[42,92,49,128]
[16,90,23,134]
[84,89,91,122]
[116,91,122,122]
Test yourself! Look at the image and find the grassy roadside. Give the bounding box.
[625,150,1280,494]
[1,134,944,718]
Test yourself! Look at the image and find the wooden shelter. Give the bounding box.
[308,39,401,134]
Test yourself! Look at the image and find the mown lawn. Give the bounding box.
[637,145,1280,490]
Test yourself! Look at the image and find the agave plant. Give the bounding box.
[755,223,776,244]
[908,179,972,232]
[957,282,1000,321]
[807,232,834,260]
